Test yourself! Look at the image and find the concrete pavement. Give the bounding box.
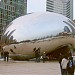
[0,60,74,75]
[0,60,61,75]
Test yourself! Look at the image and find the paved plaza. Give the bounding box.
[0,60,61,75]
[0,60,74,75]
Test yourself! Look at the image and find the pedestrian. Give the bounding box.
[4,51,9,62]
[37,47,41,62]
[67,56,74,75]
[61,55,68,75]
[1,48,4,58]
[58,53,63,74]
[42,52,46,63]
[33,47,38,62]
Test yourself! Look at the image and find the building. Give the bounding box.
[0,0,27,40]
[73,20,75,26]
[46,0,73,20]
[27,0,73,20]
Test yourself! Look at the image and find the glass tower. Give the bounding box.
[0,0,27,40]
[46,0,73,20]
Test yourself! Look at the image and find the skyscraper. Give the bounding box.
[46,0,73,20]
[0,0,27,40]
[27,0,73,20]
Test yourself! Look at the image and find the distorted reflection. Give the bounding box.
[2,12,75,45]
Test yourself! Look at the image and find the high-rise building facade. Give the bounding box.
[46,0,73,20]
[0,0,27,40]
[46,0,63,15]
[27,0,73,20]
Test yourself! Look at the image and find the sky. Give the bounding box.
[73,0,75,19]
[0,0,75,19]
[27,0,46,13]
[27,0,75,20]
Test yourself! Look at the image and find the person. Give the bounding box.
[1,48,4,58]
[61,55,68,75]
[33,47,37,62]
[58,53,63,74]
[37,47,41,62]
[67,56,74,75]
[42,52,46,63]
[4,51,9,62]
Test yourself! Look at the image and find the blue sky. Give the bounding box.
[27,0,75,20]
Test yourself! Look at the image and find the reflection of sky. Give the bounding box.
[5,12,73,42]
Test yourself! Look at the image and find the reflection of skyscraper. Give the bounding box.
[0,0,27,40]
[27,0,73,20]
[64,26,70,33]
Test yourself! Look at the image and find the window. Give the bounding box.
[4,0,7,3]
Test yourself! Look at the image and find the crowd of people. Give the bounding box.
[0,46,75,75]
[33,46,75,75]
[59,53,74,75]
[33,47,46,63]
[1,49,9,62]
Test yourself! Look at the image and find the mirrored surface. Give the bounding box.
[2,12,75,44]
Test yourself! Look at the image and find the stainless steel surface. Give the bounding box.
[2,12,75,60]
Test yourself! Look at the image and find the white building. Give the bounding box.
[27,0,73,20]
[46,0,73,20]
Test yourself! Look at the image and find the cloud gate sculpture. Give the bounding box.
[2,12,75,60]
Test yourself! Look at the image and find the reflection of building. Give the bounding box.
[27,0,73,20]
[0,0,27,40]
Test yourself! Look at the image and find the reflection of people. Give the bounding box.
[37,47,41,62]
[4,51,9,62]
[10,49,15,54]
[61,56,68,75]
[42,52,46,63]
[67,56,74,75]
[33,47,37,62]
[33,47,41,62]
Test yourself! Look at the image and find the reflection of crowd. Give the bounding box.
[33,47,47,63]
[33,47,41,62]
